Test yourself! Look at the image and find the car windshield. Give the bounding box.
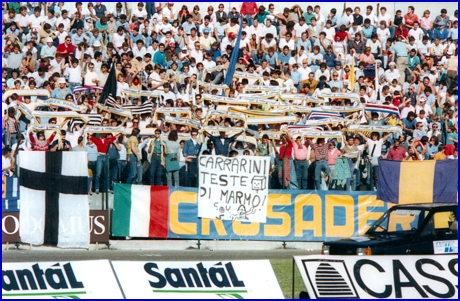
[368,208,427,234]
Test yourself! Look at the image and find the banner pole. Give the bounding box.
[292,258,295,299]
[105,153,109,211]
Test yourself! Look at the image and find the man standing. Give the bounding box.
[89,132,117,194]
[390,35,409,84]
[292,136,310,190]
[276,131,298,190]
[126,128,141,184]
[183,129,201,187]
[309,138,333,190]
[204,129,244,156]
[146,129,164,185]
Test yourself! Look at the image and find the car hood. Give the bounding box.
[325,234,410,247]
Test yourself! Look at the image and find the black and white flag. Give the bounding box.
[19,152,90,248]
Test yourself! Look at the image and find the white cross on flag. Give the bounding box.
[19,152,90,248]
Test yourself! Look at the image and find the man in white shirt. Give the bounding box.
[189,41,204,64]
[408,22,424,42]
[298,59,312,81]
[133,40,147,58]
[202,50,216,71]
[29,8,44,31]
[147,40,159,58]
[263,19,277,39]
[261,33,277,53]
[56,10,71,32]
[294,18,309,39]
[220,32,236,53]
[384,62,401,83]
[363,5,379,26]
[279,33,296,51]
[248,19,265,42]
[418,36,432,59]
[377,5,392,25]
[162,3,176,21]
[84,63,100,87]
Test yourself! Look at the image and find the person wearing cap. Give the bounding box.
[221,32,236,53]
[51,78,72,99]
[162,2,176,21]
[199,29,213,51]
[40,37,57,59]
[433,21,449,42]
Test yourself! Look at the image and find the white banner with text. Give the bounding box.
[2,260,123,299]
[198,155,270,223]
[294,255,458,299]
[111,260,284,299]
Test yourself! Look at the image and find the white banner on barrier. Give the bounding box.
[198,155,270,223]
[111,260,284,299]
[2,260,123,299]
[294,255,458,299]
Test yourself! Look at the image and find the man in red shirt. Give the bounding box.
[277,131,298,189]
[386,139,406,161]
[89,132,118,193]
[403,6,419,29]
[56,36,76,59]
[240,2,258,27]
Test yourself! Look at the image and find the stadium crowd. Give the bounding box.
[2,2,458,193]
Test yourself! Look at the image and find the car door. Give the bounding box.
[409,210,458,254]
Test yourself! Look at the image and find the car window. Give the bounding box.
[434,211,456,230]
[387,209,423,232]
[421,210,457,238]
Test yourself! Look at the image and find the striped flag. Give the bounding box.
[19,152,89,248]
[123,102,154,115]
[307,110,342,120]
[106,94,122,109]
[377,159,458,204]
[112,184,169,238]
[68,114,103,130]
[365,103,400,118]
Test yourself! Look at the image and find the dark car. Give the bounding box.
[322,203,458,255]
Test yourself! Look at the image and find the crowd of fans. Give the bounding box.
[2,2,458,193]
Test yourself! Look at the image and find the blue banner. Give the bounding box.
[2,176,20,212]
[168,188,389,242]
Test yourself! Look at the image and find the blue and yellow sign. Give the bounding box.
[168,188,391,241]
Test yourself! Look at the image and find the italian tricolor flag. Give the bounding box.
[112,184,169,238]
